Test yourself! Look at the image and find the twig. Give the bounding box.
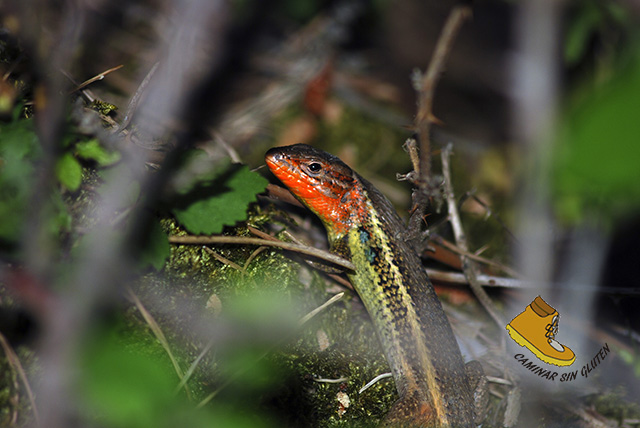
[426,268,526,289]
[299,292,345,324]
[434,237,521,278]
[313,377,349,383]
[68,64,124,94]
[407,5,471,240]
[204,246,244,272]
[441,144,506,327]
[243,246,268,272]
[358,372,393,394]
[169,235,355,272]
[126,288,192,399]
[0,330,39,425]
[427,267,640,295]
[247,226,354,290]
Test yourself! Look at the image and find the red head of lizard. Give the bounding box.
[265,144,367,240]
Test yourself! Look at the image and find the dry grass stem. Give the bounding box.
[126,288,192,399]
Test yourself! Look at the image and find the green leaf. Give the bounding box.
[75,138,121,166]
[553,49,640,224]
[172,164,268,235]
[139,220,171,270]
[56,152,83,191]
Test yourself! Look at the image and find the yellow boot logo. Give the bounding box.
[506,296,576,367]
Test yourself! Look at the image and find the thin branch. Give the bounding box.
[441,144,506,327]
[313,377,349,383]
[243,246,268,272]
[358,372,393,394]
[68,64,124,93]
[0,330,39,425]
[426,268,526,289]
[415,6,471,178]
[427,268,640,295]
[299,292,345,325]
[248,226,354,289]
[407,5,471,240]
[204,246,244,272]
[434,237,521,278]
[169,235,355,272]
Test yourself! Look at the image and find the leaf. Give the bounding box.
[139,220,171,270]
[75,138,121,166]
[56,152,83,191]
[553,50,640,224]
[172,164,268,235]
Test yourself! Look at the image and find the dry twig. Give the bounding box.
[204,246,244,272]
[441,144,506,327]
[434,237,520,278]
[169,235,355,272]
[0,331,39,425]
[248,226,354,289]
[68,64,124,94]
[406,5,472,240]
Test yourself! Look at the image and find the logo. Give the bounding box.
[506,296,575,366]
[507,296,611,383]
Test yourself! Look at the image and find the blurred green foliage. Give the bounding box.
[564,0,630,67]
[553,46,640,224]
[0,118,41,241]
[81,324,275,428]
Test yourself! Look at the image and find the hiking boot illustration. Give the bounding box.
[506,296,576,366]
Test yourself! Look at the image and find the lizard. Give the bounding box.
[265,143,485,427]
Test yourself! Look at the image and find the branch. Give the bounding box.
[67,64,124,94]
[168,235,355,272]
[406,5,471,240]
[441,144,506,327]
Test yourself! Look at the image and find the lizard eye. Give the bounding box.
[307,162,323,173]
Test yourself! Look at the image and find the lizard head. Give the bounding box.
[265,144,357,236]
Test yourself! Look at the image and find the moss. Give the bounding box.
[586,387,640,425]
[129,203,401,426]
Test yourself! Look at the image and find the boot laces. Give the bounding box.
[546,315,565,352]
[545,316,559,340]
